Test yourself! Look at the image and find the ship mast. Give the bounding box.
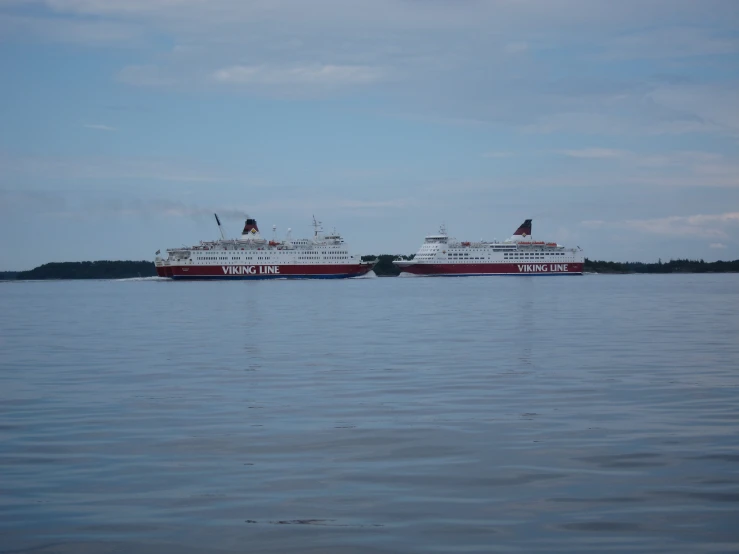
[214,213,226,240]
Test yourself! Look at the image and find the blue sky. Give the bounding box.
[1,0,738,269]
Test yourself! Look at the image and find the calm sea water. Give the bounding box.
[1,274,738,553]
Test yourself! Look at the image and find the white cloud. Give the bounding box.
[336,199,409,209]
[4,0,736,138]
[0,153,223,183]
[604,28,739,60]
[647,83,739,136]
[682,213,739,225]
[562,149,728,165]
[582,212,739,239]
[117,65,175,87]
[709,242,727,249]
[212,64,385,87]
[516,76,739,137]
[483,151,514,158]
[37,1,739,35]
[555,149,739,188]
[504,41,529,54]
[560,148,626,159]
[629,153,739,188]
[84,124,116,131]
[0,13,142,45]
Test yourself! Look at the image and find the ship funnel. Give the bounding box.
[238,217,266,243]
[242,218,260,235]
[511,219,532,241]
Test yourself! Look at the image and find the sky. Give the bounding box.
[1,0,738,270]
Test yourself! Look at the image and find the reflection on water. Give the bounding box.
[1,275,738,553]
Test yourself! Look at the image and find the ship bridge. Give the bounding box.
[423,223,449,244]
[423,235,448,243]
[414,225,449,261]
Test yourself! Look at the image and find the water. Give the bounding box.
[1,275,738,553]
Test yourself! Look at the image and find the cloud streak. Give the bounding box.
[0,153,226,184]
[0,191,253,222]
[117,65,176,87]
[4,0,734,137]
[556,149,739,188]
[336,199,409,209]
[583,212,739,239]
[212,64,385,87]
[560,148,627,159]
[84,123,116,131]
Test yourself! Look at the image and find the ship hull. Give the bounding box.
[396,262,583,276]
[156,263,374,280]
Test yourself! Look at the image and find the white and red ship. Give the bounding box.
[393,219,583,276]
[155,215,375,279]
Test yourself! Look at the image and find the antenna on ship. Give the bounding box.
[312,215,322,238]
[272,225,277,242]
[214,213,226,240]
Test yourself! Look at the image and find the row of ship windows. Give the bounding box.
[299,256,349,260]
[414,256,571,261]
[196,256,258,261]
[446,248,555,252]
[504,253,566,257]
[196,253,350,260]
[442,252,567,258]
[194,256,350,261]
[443,253,568,257]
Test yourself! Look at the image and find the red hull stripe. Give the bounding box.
[156,263,373,279]
[398,262,583,275]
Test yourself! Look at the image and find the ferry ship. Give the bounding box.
[155,215,376,279]
[394,219,583,276]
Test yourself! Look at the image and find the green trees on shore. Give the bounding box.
[1,257,737,280]
[584,258,739,274]
[8,261,157,280]
[362,255,414,276]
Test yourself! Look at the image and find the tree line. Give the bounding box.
[1,257,737,280]
[4,261,157,280]
[584,258,739,274]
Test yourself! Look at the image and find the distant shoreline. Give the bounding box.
[2,257,738,280]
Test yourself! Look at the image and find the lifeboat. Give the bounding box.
[461,241,471,246]
[268,240,280,247]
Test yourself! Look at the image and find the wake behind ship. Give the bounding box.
[394,219,583,276]
[155,215,375,280]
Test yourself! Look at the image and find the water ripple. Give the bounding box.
[1,275,738,553]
